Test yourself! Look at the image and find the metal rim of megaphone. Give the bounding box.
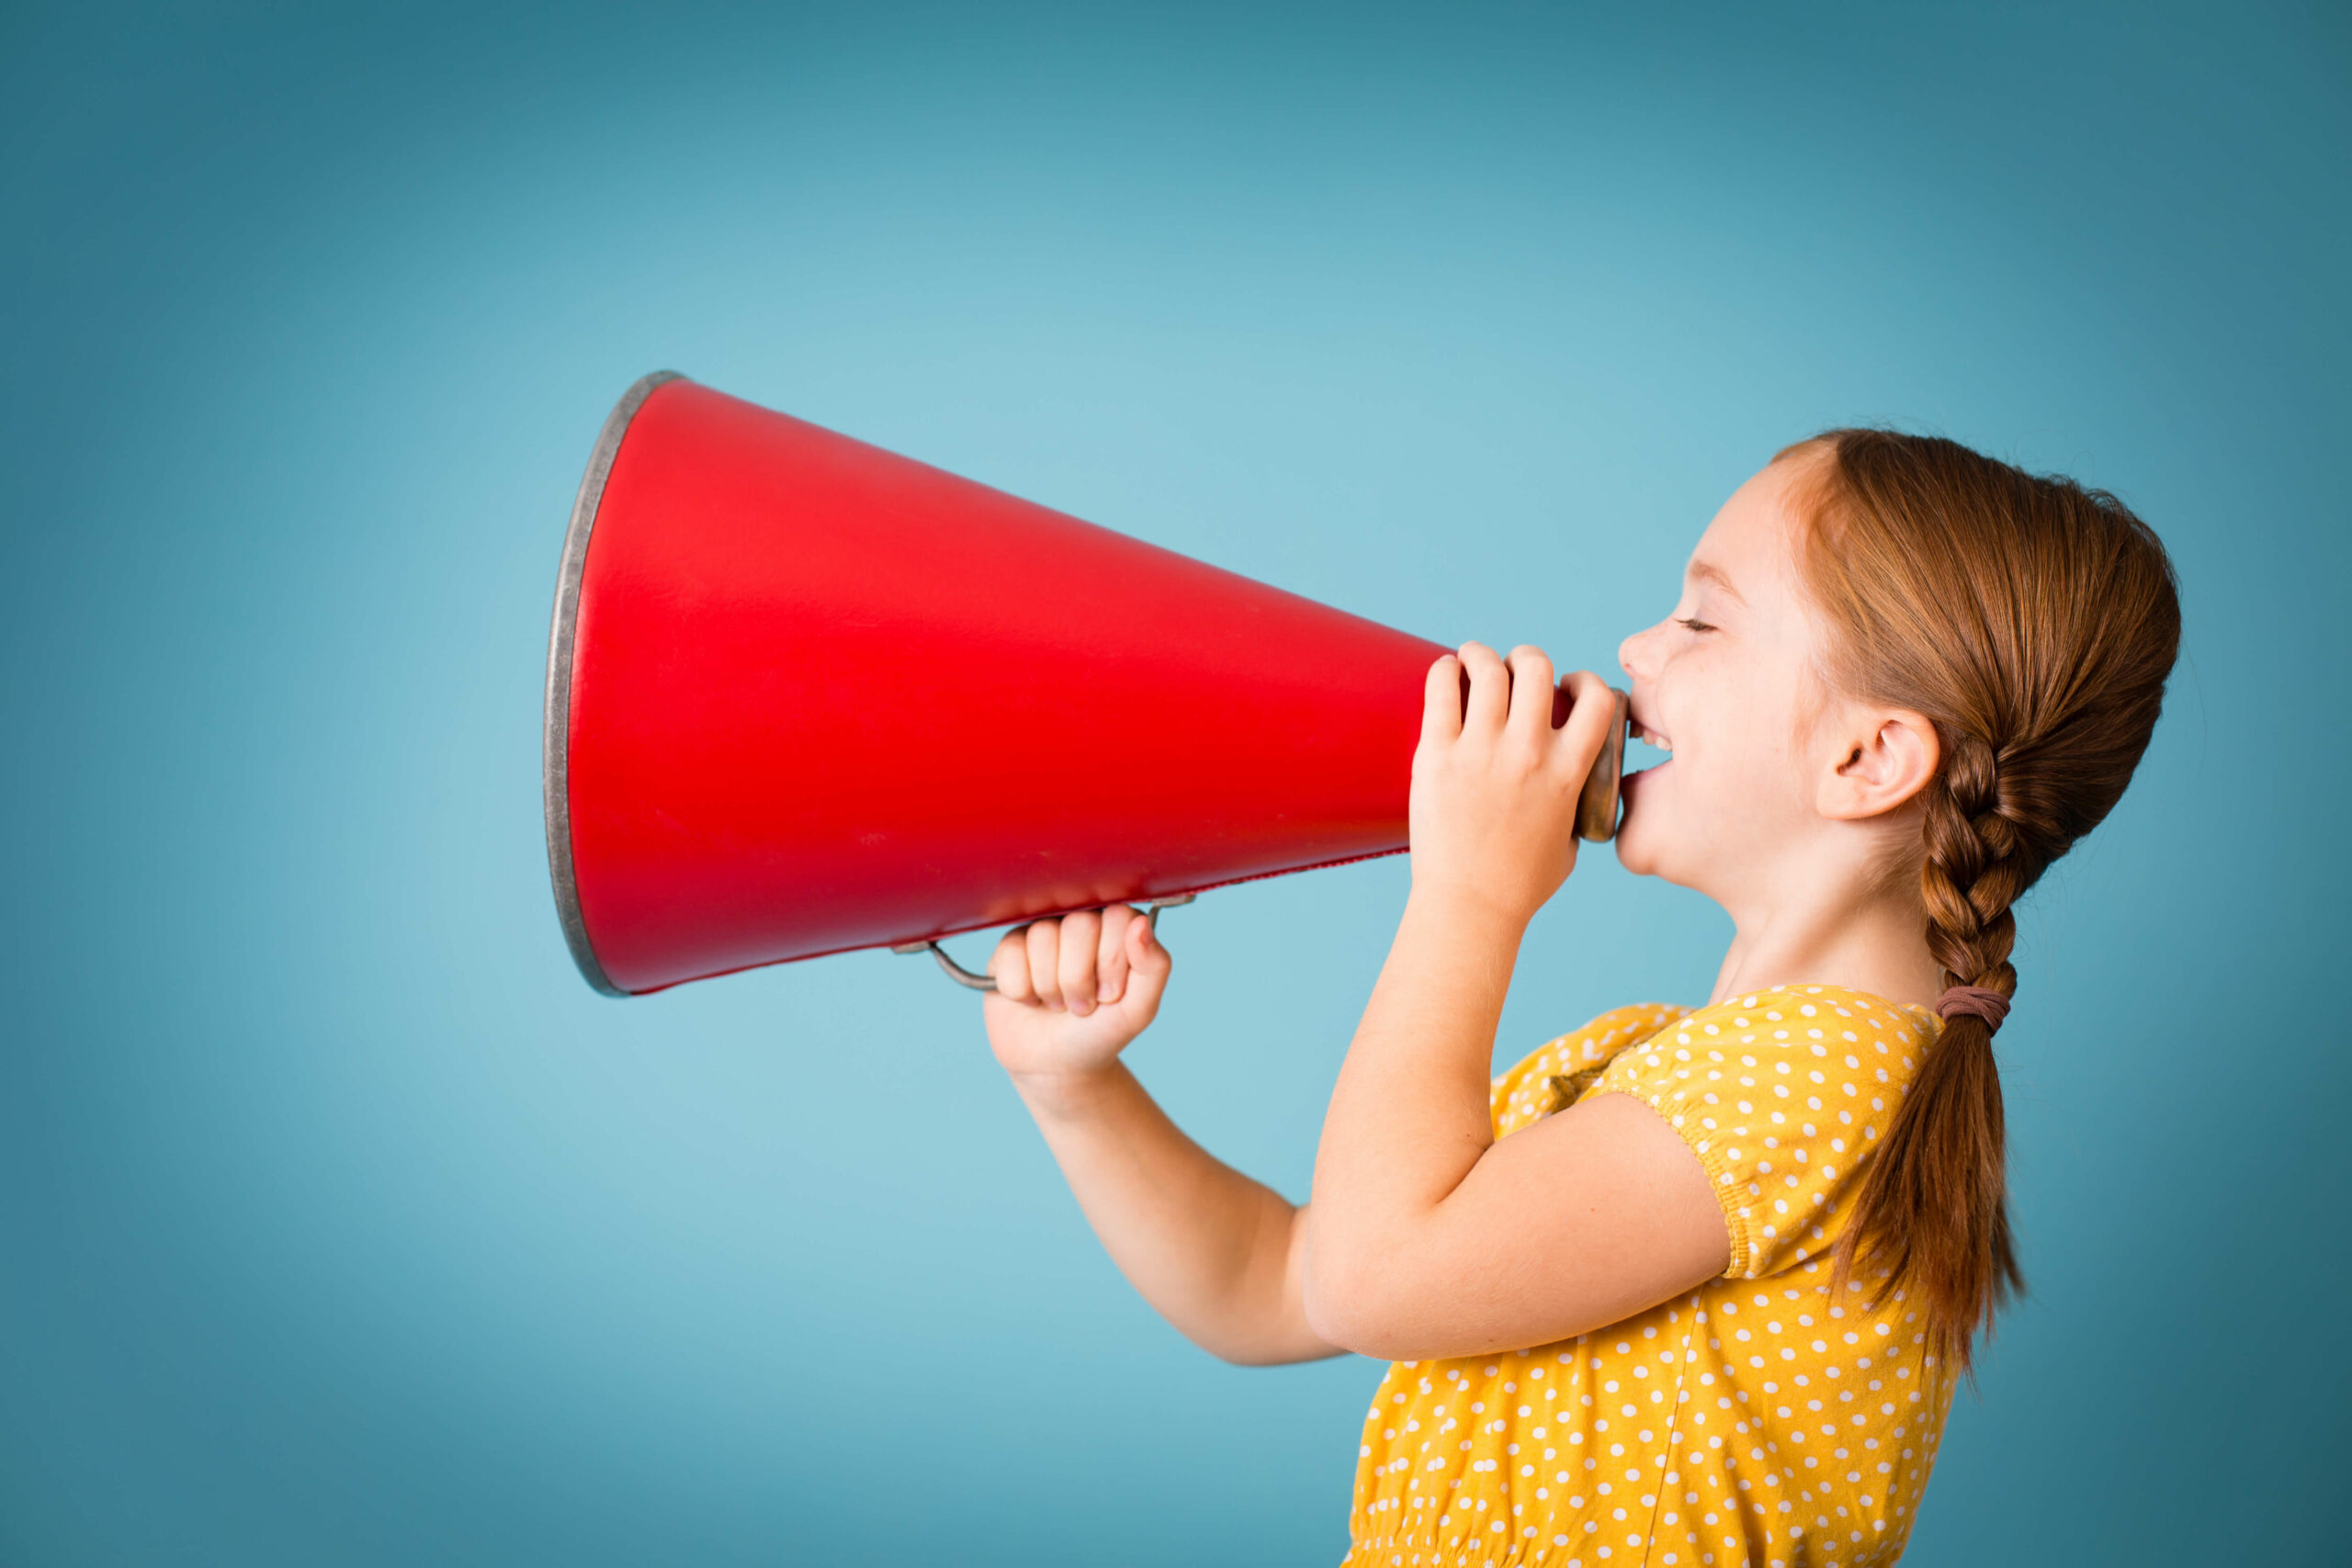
[896,894,1197,992]
[543,369,686,998]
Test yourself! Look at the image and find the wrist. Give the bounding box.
[1008,1060,1134,1123]
[1401,881,1537,942]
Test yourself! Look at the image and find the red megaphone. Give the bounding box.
[543,373,1624,996]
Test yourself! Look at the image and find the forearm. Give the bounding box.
[1012,1062,1337,1366]
[1306,889,1524,1313]
[1294,649,1724,1359]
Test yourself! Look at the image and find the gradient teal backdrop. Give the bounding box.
[3,4,2345,1563]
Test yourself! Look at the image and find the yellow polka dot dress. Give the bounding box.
[1341,987,1951,1568]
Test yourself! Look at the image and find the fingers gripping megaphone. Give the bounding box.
[543,374,1627,997]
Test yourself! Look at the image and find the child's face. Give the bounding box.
[1613,455,1841,905]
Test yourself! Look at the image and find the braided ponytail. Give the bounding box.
[1788,431,2179,1371]
[1835,740,2025,1360]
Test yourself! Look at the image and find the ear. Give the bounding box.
[1816,706,1939,821]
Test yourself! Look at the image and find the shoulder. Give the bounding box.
[1492,1000,1691,1135]
[1592,983,1939,1278]
[1598,984,1936,1120]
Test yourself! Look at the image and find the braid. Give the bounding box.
[1918,732,2026,998]
[1834,733,2029,1363]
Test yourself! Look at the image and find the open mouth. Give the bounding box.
[1629,716,1672,756]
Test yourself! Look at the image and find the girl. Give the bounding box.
[979,431,2179,1567]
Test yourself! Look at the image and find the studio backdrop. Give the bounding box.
[1,4,2344,1565]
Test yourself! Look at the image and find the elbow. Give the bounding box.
[1300,1273,1349,1351]
[1185,1316,1335,1369]
[1302,1250,1417,1362]
[1205,1337,1305,1369]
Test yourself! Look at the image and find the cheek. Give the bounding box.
[1685,687,1811,818]
[1713,685,1820,814]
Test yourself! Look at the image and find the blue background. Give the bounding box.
[4,3,2346,1562]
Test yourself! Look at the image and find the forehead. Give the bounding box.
[1687,457,1812,597]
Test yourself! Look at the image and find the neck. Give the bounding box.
[1705,852,1943,1010]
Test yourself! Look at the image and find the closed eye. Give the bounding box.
[1677,616,1716,633]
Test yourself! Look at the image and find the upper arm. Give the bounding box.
[1306,1090,1730,1361]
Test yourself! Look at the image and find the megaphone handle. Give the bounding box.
[906,895,1196,991]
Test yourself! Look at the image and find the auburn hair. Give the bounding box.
[1783,430,2180,1371]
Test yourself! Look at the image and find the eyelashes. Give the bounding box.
[1677,616,1717,633]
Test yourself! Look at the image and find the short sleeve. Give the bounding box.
[1588,987,1935,1279]
[1490,1002,1690,1139]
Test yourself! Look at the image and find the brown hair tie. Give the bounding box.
[1934,985,2012,1033]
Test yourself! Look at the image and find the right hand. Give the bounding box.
[982,905,1173,1083]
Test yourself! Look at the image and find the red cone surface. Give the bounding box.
[548,376,1445,995]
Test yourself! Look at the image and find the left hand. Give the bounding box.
[1407,642,1617,928]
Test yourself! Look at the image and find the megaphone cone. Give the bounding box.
[544,374,1623,996]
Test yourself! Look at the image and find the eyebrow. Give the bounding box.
[1685,557,1747,604]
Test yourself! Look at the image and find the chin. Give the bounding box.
[1616,832,1705,895]
[1611,787,1702,892]
[1612,773,1665,878]
[1612,811,1664,879]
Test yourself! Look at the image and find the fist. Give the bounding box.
[1409,643,1616,926]
[982,905,1174,1083]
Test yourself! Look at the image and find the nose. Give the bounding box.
[1618,622,1658,683]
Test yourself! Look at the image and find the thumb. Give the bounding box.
[1124,909,1174,1007]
